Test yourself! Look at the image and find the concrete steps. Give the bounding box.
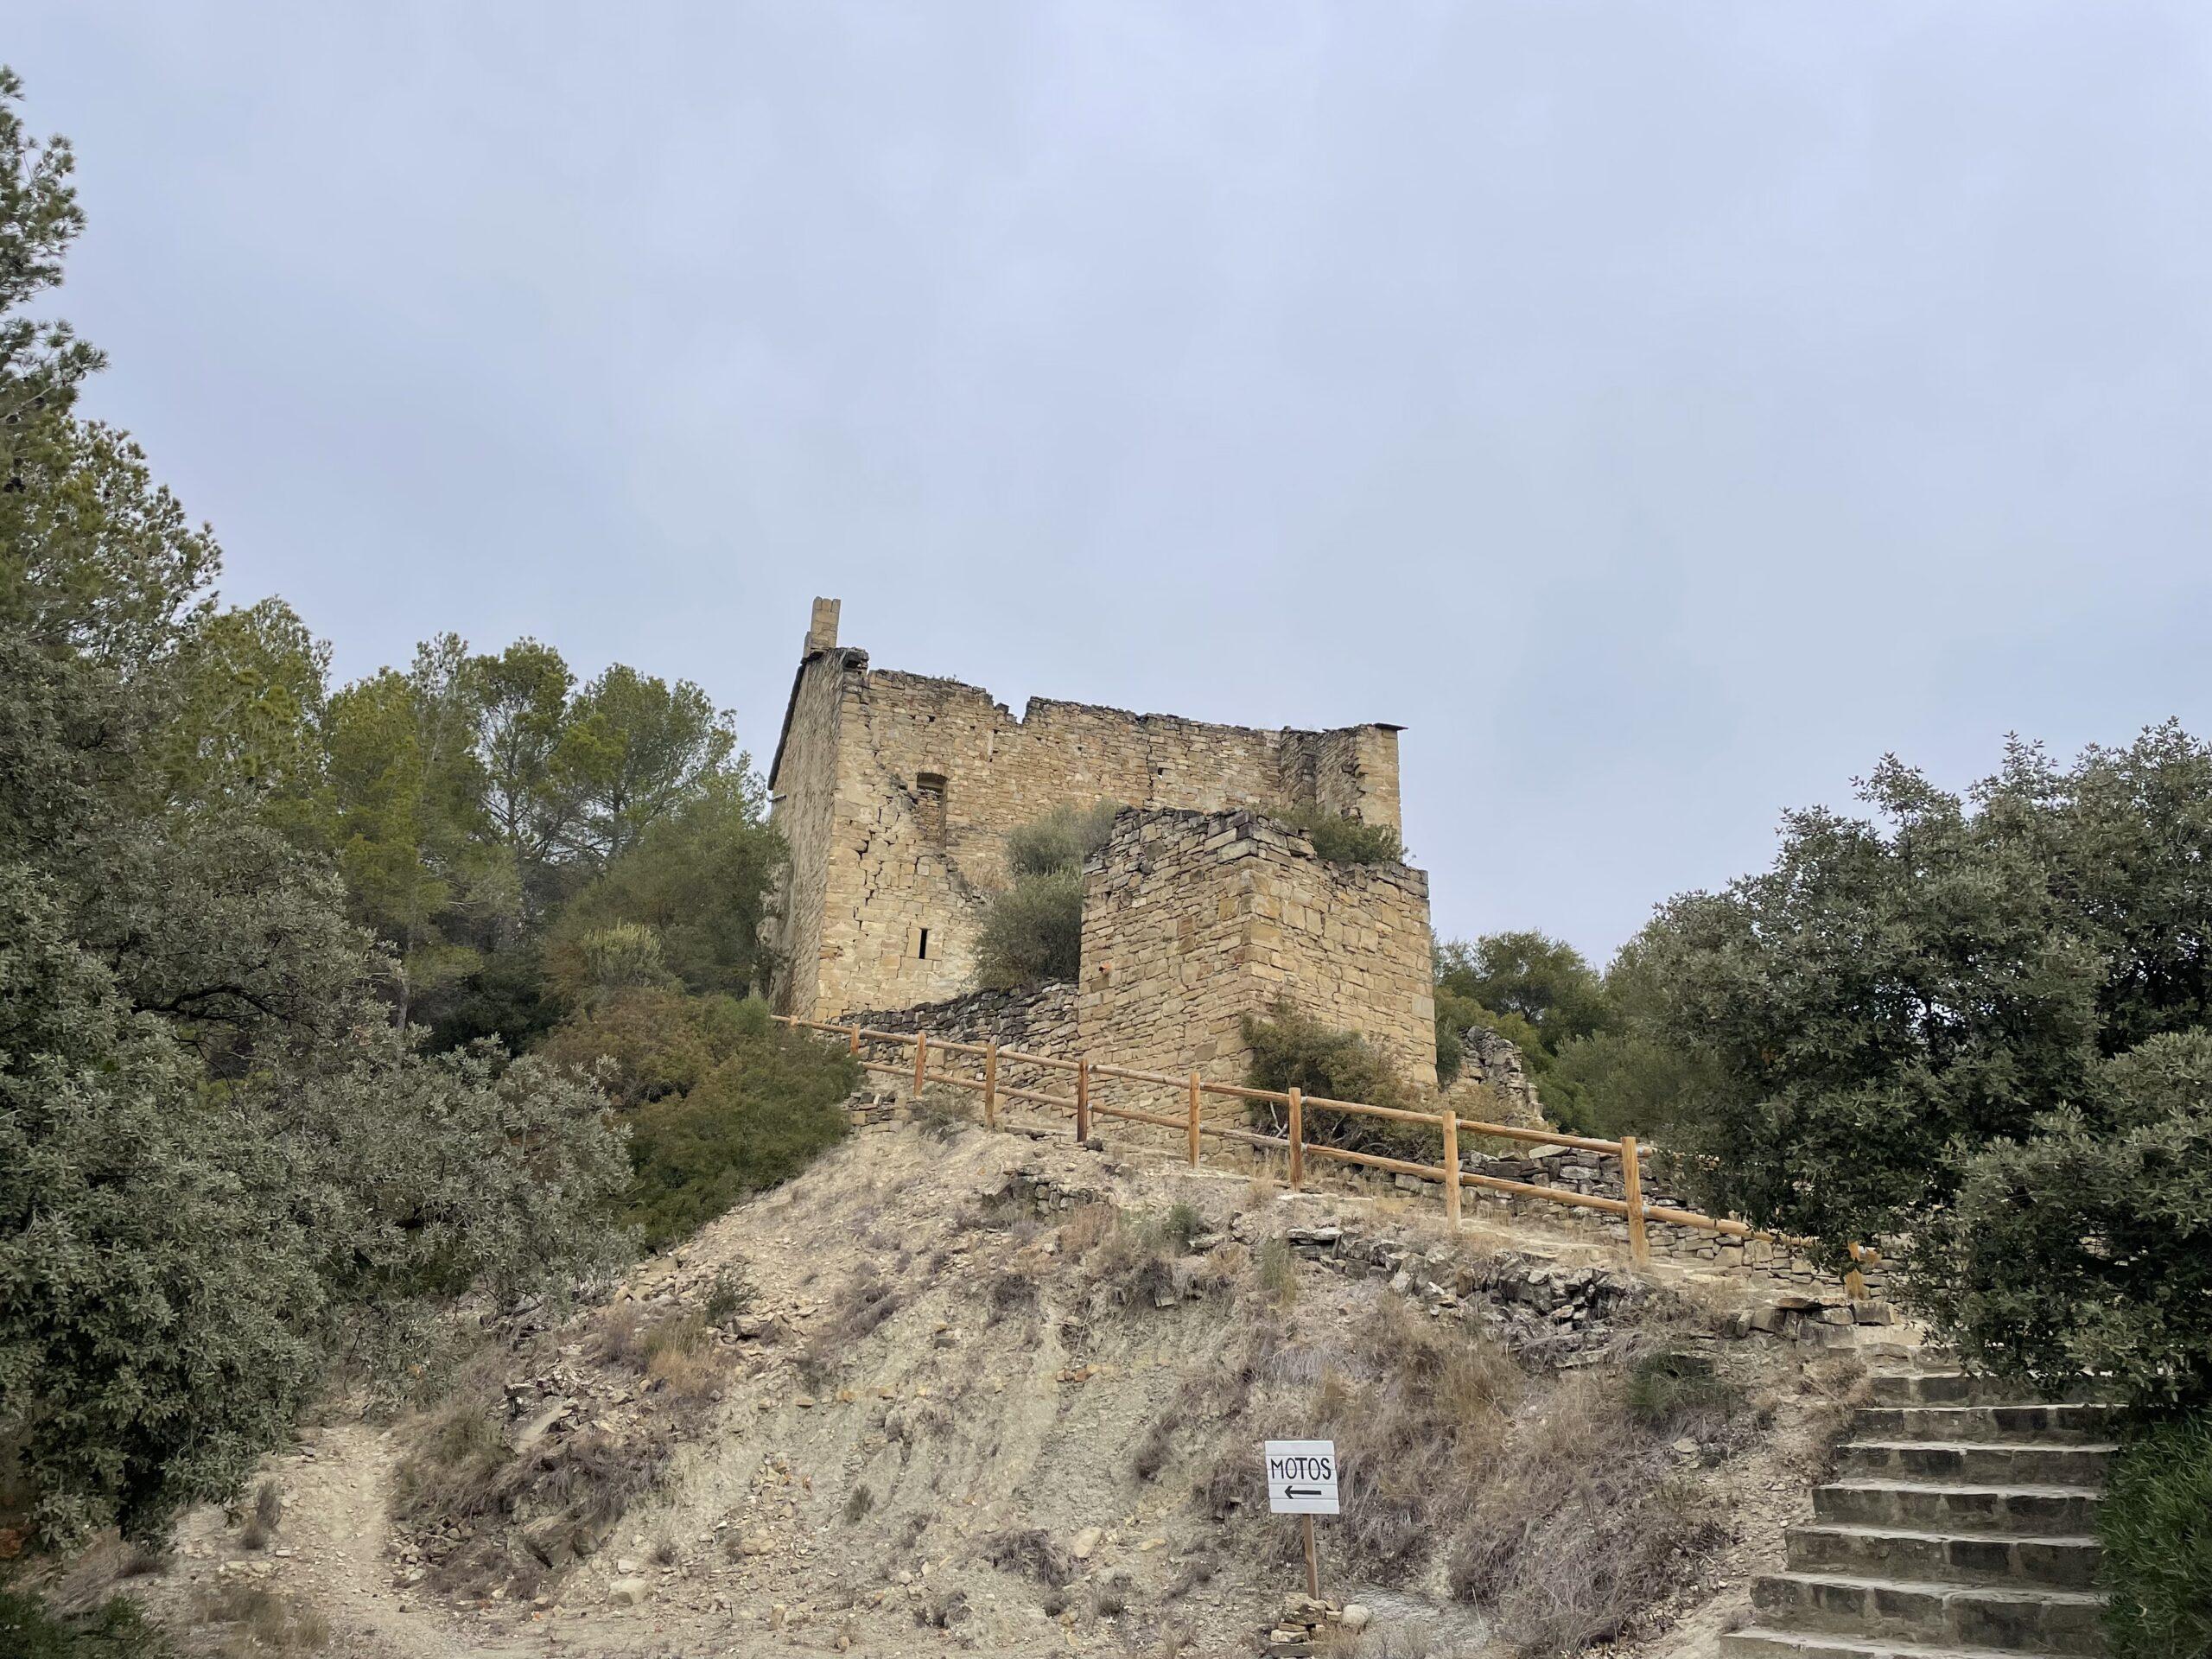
[1851,1405,2120,1446]
[1722,1371,2113,1659]
[1815,1482,2101,1536]
[1787,1524,2101,1590]
[1837,1441,2113,1486]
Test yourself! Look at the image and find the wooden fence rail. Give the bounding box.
[774,1014,1870,1281]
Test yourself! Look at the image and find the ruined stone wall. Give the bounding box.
[843,982,1080,1058]
[1077,808,1438,1089]
[769,607,1407,1019]
[764,649,852,1017]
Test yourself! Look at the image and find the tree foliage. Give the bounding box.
[1914,1032,2212,1404]
[616,1000,859,1249]
[0,72,635,1548]
[1615,727,2212,1405]
[1433,931,1620,1125]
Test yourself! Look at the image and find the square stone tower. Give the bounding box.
[1076,808,1439,1089]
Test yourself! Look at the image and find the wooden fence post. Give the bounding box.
[982,1040,999,1130]
[914,1031,927,1097]
[1187,1072,1202,1166]
[1620,1134,1650,1267]
[1287,1088,1304,1192]
[1075,1059,1091,1143]
[849,1024,860,1058]
[1440,1109,1461,1230]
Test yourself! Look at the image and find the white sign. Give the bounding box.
[1264,1440,1339,1516]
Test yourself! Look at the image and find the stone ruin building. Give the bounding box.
[766,598,1438,1089]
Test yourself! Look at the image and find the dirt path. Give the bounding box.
[160,1426,767,1659]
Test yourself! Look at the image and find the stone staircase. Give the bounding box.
[1722,1369,2117,1659]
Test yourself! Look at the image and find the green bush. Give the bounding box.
[2101,1414,2212,1659]
[1242,1000,1434,1161]
[539,987,756,1110]
[1626,1351,1745,1440]
[620,1012,859,1248]
[1910,1031,2212,1407]
[1006,801,1120,879]
[976,804,1116,988]
[976,868,1084,988]
[0,1590,173,1659]
[1281,804,1404,864]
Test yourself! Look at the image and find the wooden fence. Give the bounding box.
[774,1014,1872,1286]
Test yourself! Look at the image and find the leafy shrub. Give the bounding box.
[1006,801,1120,879]
[976,804,1118,988]
[539,988,736,1109]
[1909,1031,2212,1407]
[1281,804,1404,864]
[620,1010,858,1249]
[0,1589,174,1659]
[702,1265,754,1325]
[1626,1351,1746,1442]
[2101,1414,2212,1659]
[1241,1000,1435,1161]
[976,868,1084,988]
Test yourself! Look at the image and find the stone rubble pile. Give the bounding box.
[1262,1596,1371,1656]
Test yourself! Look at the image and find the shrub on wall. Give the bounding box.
[976,868,1085,988]
[1281,804,1404,865]
[976,803,1118,988]
[1006,801,1120,879]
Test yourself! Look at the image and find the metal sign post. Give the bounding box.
[1264,1439,1339,1600]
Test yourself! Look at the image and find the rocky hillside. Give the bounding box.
[81,1118,1885,1659]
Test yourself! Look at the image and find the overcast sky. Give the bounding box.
[14,4,2212,961]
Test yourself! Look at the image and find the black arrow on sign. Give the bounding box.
[1286,1485,1326,1498]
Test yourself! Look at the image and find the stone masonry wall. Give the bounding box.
[1077,808,1438,1090]
[767,602,1408,1020]
[843,982,1080,1058]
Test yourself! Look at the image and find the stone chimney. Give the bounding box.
[805,596,841,654]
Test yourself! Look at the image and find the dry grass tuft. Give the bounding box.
[912,1090,972,1140]
[988,1267,1041,1324]
[1257,1236,1298,1304]
[391,1355,668,1598]
[1133,1418,1173,1482]
[1057,1202,1117,1257]
[238,1478,283,1550]
[192,1581,331,1656]
[1446,1365,1739,1654]
[983,1527,1075,1587]
[1312,1298,1522,1579]
[798,1267,904,1384]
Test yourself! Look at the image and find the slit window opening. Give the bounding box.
[918,927,930,960]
